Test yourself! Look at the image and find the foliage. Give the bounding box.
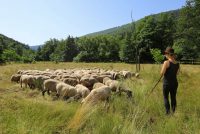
[0,34,35,64]
[2,49,21,62]
[119,33,136,63]
[175,0,200,59]
[150,48,164,63]
[74,35,120,62]
[63,36,79,62]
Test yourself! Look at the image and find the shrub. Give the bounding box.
[150,48,164,63]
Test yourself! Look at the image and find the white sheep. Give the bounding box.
[75,84,90,98]
[81,85,111,104]
[93,82,105,89]
[56,82,77,100]
[42,79,59,96]
[20,75,36,89]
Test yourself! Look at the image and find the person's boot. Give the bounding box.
[166,109,170,115]
[172,106,176,113]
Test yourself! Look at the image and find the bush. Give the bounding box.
[2,49,21,62]
[73,51,91,62]
[150,48,164,63]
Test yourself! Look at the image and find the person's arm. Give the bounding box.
[160,61,169,76]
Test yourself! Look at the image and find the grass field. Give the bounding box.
[0,62,200,134]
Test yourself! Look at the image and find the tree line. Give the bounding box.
[0,0,199,64]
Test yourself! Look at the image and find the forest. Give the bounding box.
[0,0,199,64]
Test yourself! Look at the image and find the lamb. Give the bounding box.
[75,84,90,98]
[56,82,77,100]
[42,79,59,96]
[11,74,21,83]
[81,85,111,104]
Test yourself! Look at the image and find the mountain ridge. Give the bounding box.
[84,9,180,37]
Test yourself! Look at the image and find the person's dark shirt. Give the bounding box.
[163,61,179,85]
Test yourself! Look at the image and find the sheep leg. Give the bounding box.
[47,90,50,95]
[126,90,132,98]
[56,93,60,98]
[74,94,81,101]
[20,80,23,88]
[42,90,46,96]
[25,83,27,88]
[63,96,69,101]
[28,83,31,89]
[31,84,35,89]
[116,88,122,96]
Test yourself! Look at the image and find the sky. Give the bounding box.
[0,0,186,46]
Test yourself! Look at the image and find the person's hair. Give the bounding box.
[164,47,175,57]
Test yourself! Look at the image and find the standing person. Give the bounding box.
[160,47,179,115]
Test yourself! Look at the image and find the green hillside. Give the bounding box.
[84,9,180,37]
[0,34,30,50]
[0,34,35,63]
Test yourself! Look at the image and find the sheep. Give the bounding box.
[75,84,90,98]
[95,75,112,83]
[103,77,132,98]
[93,82,105,89]
[113,72,124,80]
[81,85,111,104]
[50,75,57,79]
[120,71,133,79]
[34,75,50,90]
[11,74,21,83]
[42,79,59,96]
[20,75,36,89]
[56,82,77,100]
[63,78,79,86]
[79,75,98,90]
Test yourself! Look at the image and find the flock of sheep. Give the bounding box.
[11,68,137,104]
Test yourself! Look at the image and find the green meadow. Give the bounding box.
[0,62,200,134]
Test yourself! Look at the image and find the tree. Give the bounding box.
[119,33,135,62]
[75,37,99,62]
[174,0,200,59]
[155,13,176,50]
[135,16,157,62]
[39,39,58,61]
[63,36,78,62]
[21,49,36,63]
